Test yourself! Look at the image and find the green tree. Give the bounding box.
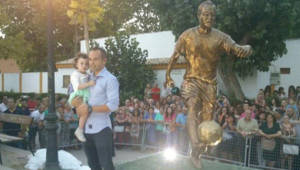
[0,0,75,71]
[91,0,161,38]
[149,0,297,100]
[67,0,104,53]
[105,32,156,103]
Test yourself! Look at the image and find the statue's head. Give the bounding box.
[197,0,216,29]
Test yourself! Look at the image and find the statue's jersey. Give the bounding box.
[175,26,237,82]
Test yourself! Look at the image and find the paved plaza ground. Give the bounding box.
[1,144,156,170]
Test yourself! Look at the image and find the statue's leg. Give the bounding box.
[186,97,201,147]
[181,79,203,168]
[201,83,216,121]
[185,97,202,168]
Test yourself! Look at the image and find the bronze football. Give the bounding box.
[197,120,223,146]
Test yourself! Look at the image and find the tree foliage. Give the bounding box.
[0,0,75,72]
[67,0,104,31]
[104,33,156,103]
[91,0,161,38]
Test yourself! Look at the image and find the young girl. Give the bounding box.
[68,53,95,142]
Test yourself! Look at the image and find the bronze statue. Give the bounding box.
[165,0,252,168]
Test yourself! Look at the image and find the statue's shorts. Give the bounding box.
[181,78,216,121]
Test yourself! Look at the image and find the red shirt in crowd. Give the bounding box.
[151,87,160,102]
[27,99,37,112]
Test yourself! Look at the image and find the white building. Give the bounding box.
[55,31,300,98]
[2,31,297,98]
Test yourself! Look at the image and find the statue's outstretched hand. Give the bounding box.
[166,77,174,88]
[237,45,253,58]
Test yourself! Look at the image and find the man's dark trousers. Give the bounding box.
[84,127,115,170]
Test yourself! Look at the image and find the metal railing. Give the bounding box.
[6,121,300,170]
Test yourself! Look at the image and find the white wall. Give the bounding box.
[4,73,19,92]
[55,68,75,94]
[22,73,39,93]
[80,31,176,59]
[257,39,300,91]
[154,69,185,89]
[42,72,48,93]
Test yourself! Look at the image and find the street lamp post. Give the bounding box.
[45,0,60,169]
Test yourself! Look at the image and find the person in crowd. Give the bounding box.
[264,85,272,99]
[115,107,130,148]
[176,106,188,153]
[296,86,300,104]
[240,108,256,120]
[154,101,160,115]
[130,109,140,147]
[0,96,8,112]
[217,107,229,126]
[288,85,296,100]
[276,99,287,117]
[222,114,237,131]
[166,95,172,105]
[164,106,177,147]
[20,98,31,116]
[255,93,266,108]
[143,107,156,146]
[124,99,134,113]
[286,98,299,119]
[278,86,286,99]
[3,98,24,148]
[144,84,152,99]
[286,107,297,120]
[38,105,47,148]
[259,113,281,168]
[257,112,266,127]
[218,114,238,160]
[29,104,46,150]
[27,95,38,112]
[56,104,64,146]
[280,116,295,170]
[154,107,165,148]
[160,82,171,99]
[237,109,259,164]
[62,104,73,147]
[269,98,280,112]
[151,83,160,102]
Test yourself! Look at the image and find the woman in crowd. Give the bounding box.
[164,106,177,147]
[143,107,156,145]
[278,87,286,99]
[259,113,281,168]
[281,115,296,169]
[115,107,131,148]
[217,107,229,126]
[130,109,140,147]
[218,114,237,160]
[288,85,296,100]
[154,107,165,148]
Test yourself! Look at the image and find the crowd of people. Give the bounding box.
[0,95,80,150]
[112,84,300,169]
[1,84,300,169]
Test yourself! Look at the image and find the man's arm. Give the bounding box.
[92,76,119,113]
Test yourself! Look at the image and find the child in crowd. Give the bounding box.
[68,53,95,142]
